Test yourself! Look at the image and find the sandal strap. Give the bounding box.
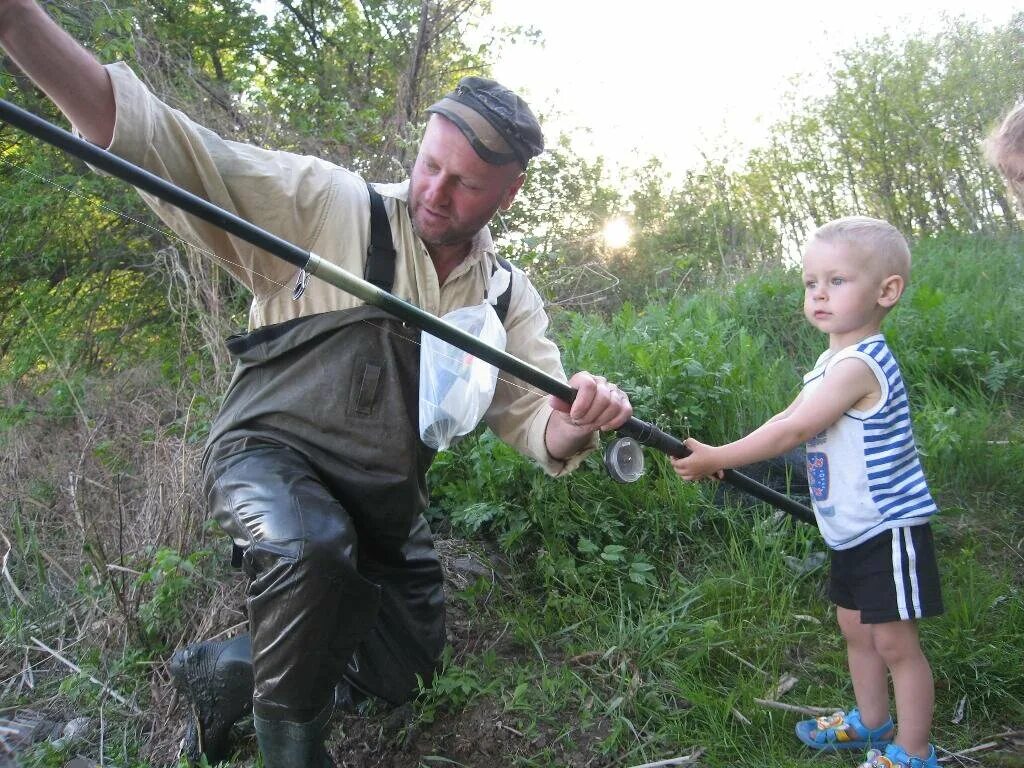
[813,708,891,744]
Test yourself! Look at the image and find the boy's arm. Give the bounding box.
[764,392,803,424]
[673,357,878,480]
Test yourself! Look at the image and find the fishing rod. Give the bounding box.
[0,98,816,525]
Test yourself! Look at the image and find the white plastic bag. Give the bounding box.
[419,302,507,450]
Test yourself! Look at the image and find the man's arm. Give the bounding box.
[0,0,115,145]
[672,357,878,480]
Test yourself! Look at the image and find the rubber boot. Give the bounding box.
[254,704,335,768]
[169,634,254,765]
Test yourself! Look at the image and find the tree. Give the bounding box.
[0,0,501,381]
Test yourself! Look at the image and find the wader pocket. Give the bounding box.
[349,357,384,417]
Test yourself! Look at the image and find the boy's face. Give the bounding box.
[802,239,891,347]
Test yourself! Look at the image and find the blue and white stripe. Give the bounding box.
[802,335,938,549]
[857,337,937,524]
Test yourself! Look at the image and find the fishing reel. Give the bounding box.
[603,436,645,483]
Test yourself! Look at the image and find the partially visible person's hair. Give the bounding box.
[984,102,1024,208]
[809,216,912,282]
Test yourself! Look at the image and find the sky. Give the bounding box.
[480,0,1022,177]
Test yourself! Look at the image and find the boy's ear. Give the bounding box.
[877,274,905,308]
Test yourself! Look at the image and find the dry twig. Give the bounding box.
[0,530,29,606]
[28,636,142,715]
[626,749,705,768]
[764,673,799,700]
[753,698,836,716]
[937,730,1024,763]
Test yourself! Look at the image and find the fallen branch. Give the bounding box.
[764,673,799,700]
[0,531,29,606]
[627,748,704,768]
[938,730,1024,763]
[753,698,836,716]
[721,647,764,676]
[938,741,1000,762]
[29,637,142,716]
[495,720,524,737]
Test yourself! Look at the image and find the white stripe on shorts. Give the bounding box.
[904,527,922,617]
[891,529,907,619]
[890,527,922,620]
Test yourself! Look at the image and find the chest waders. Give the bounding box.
[170,184,515,767]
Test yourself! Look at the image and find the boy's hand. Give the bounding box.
[671,438,725,481]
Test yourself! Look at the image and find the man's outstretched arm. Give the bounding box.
[0,0,114,146]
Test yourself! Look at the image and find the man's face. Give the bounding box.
[409,115,524,251]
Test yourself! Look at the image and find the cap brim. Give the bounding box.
[427,98,520,166]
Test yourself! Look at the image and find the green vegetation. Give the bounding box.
[426,234,1024,766]
[1,2,1022,766]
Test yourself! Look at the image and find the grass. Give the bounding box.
[1,232,1022,766]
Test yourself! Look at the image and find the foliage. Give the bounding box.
[1,0,498,392]
[3,5,1024,767]
[431,231,1024,584]
[592,15,1024,307]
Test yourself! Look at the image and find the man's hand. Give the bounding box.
[544,371,633,461]
[670,437,725,481]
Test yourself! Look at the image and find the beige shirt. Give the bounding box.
[100,62,595,475]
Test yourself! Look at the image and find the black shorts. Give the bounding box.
[829,523,943,624]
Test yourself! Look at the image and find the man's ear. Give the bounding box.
[499,172,526,211]
[878,274,905,308]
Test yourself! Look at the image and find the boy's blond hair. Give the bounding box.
[809,216,911,283]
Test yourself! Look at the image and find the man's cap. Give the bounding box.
[426,76,544,168]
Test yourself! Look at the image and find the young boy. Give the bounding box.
[673,217,943,768]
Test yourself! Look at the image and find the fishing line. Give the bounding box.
[0,153,557,406]
[0,98,816,520]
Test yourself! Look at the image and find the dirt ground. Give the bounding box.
[324,540,617,767]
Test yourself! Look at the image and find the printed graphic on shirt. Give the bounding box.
[807,451,829,501]
[807,430,826,448]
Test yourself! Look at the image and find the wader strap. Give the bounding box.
[490,257,514,324]
[364,182,397,293]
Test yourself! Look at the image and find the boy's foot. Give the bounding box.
[795,708,894,751]
[859,743,940,768]
[169,635,254,765]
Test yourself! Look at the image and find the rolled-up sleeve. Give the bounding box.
[484,275,598,476]
[100,62,336,299]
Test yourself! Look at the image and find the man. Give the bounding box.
[0,2,633,766]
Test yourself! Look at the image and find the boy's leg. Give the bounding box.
[837,606,890,730]
[849,524,942,761]
[870,619,934,760]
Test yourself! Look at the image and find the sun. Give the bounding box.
[601,217,632,250]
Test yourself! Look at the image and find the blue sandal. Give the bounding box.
[795,708,894,751]
[860,743,939,768]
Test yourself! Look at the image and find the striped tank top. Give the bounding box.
[802,334,938,550]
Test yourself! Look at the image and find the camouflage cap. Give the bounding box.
[426,76,544,168]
